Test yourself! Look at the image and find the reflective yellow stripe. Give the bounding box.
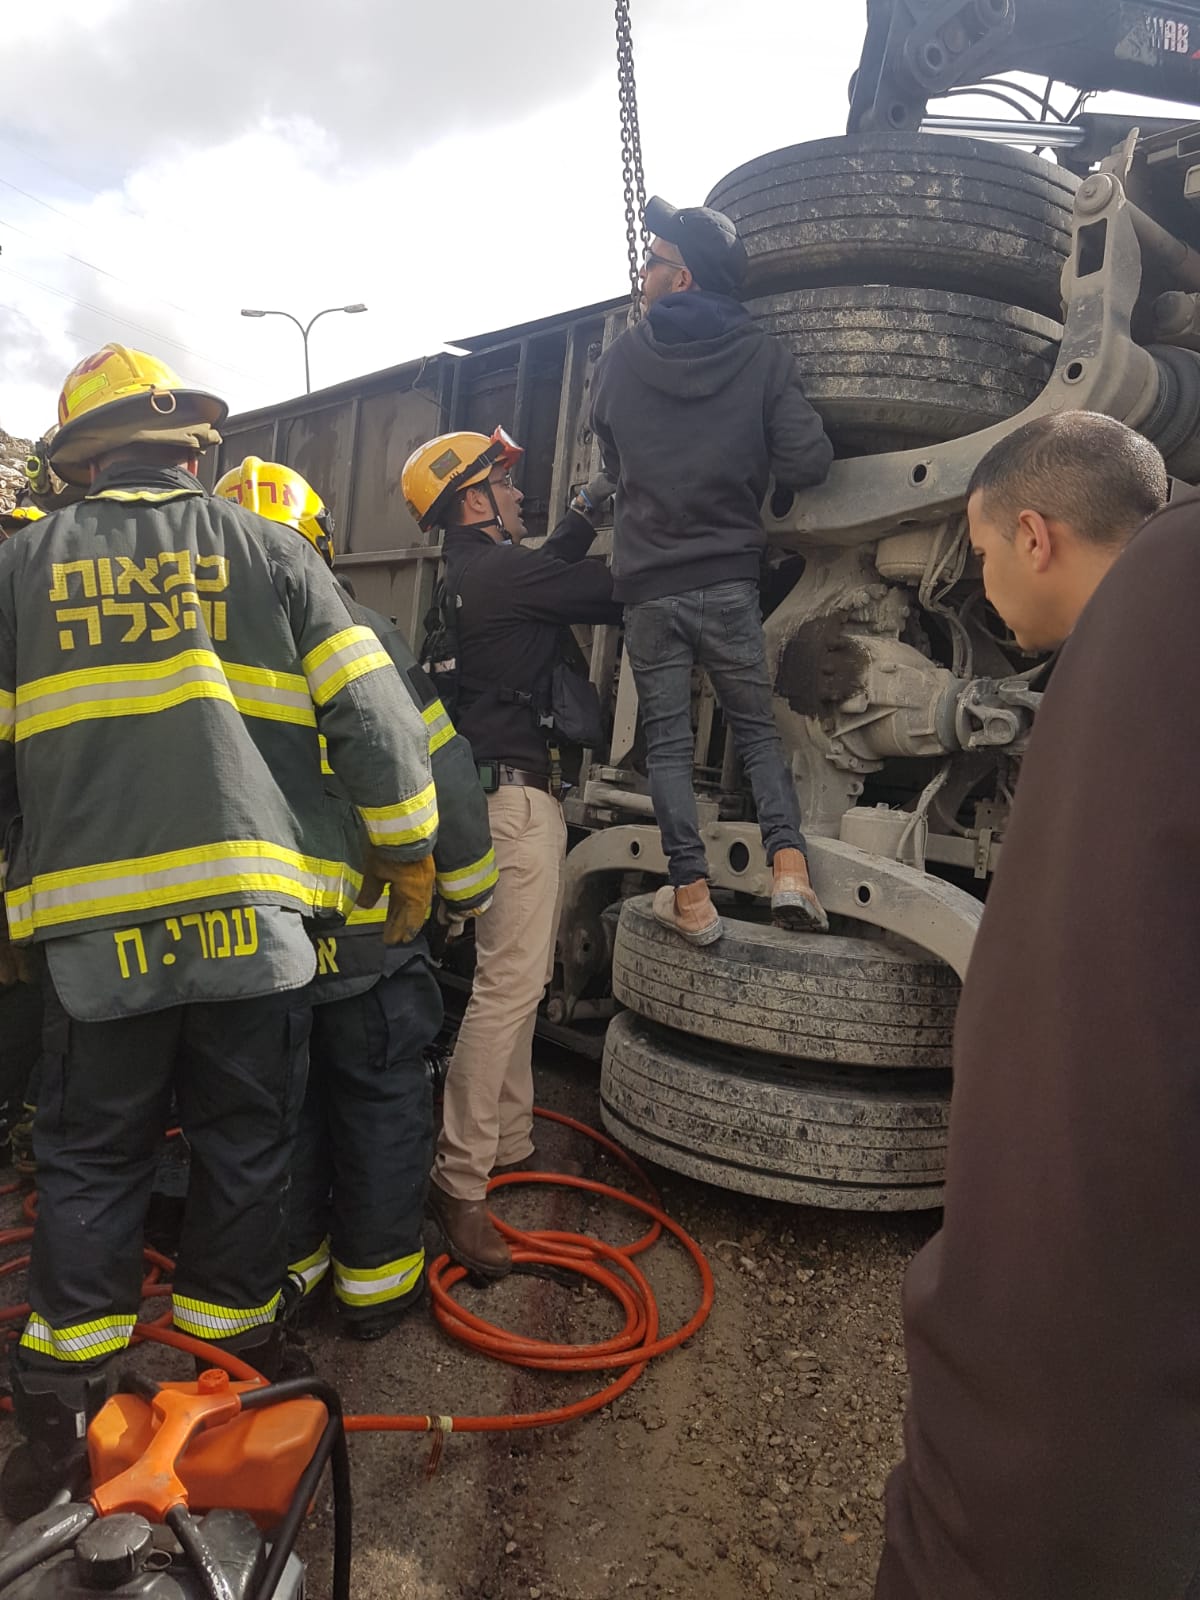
[14,652,316,740]
[318,734,335,776]
[302,626,391,706]
[20,1312,135,1362]
[172,1292,280,1339]
[422,699,455,755]
[4,840,360,940]
[344,901,387,928]
[333,1248,424,1308]
[0,686,13,744]
[87,487,204,504]
[358,782,437,848]
[289,1240,331,1296]
[436,848,498,903]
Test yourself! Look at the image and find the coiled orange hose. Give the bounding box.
[1,1109,714,1454]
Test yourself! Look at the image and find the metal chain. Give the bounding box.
[615,0,649,322]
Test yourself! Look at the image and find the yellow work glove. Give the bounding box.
[357,851,436,946]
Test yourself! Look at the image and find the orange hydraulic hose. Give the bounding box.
[1,1108,715,1455]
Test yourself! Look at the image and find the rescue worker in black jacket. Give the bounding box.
[0,346,435,1517]
[592,196,834,948]
[214,457,495,1339]
[401,427,620,1279]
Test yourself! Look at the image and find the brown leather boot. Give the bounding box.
[770,848,829,932]
[652,880,723,946]
[427,1184,512,1281]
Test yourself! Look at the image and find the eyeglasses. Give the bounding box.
[642,250,683,274]
[489,471,516,490]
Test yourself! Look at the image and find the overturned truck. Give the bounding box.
[205,0,1200,1210]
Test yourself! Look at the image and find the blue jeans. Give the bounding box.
[624,580,806,887]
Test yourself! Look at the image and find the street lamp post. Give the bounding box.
[240,303,368,394]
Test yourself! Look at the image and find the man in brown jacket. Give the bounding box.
[876,412,1198,1600]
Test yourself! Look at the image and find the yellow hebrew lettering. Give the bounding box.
[194,555,230,594]
[148,602,180,642]
[159,551,195,591]
[176,589,203,633]
[113,928,148,979]
[96,559,115,597]
[49,561,98,603]
[180,913,209,957]
[316,937,340,975]
[166,918,183,941]
[231,906,258,955]
[204,909,232,957]
[101,600,147,643]
[115,556,159,596]
[56,607,102,650]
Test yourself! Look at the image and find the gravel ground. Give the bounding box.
[0,1041,938,1599]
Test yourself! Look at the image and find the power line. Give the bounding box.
[0,261,263,384]
[0,173,235,332]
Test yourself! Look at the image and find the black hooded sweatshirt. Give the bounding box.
[590,290,833,604]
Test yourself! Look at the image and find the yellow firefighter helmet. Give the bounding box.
[213,456,335,566]
[50,344,228,486]
[401,426,524,532]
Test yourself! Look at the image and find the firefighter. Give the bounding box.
[401,429,620,1280]
[0,345,437,1516]
[214,457,495,1338]
[591,195,834,946]
[0,504,45,541]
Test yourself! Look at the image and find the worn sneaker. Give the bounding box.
[770,849,829,932]
[651,881,722,947]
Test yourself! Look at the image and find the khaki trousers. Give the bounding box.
[434,785,566,1202]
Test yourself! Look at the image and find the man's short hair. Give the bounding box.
[967,412,1168,544]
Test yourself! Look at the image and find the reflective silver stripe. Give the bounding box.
[363,792,438,845]
[172,1292,280,1338]
[303,628,391,706]
[437,849,498,901]
[0,688,13,743]
[11,847,354,924]
[333,1252,424,1305]
[20,1312,136,1361]
[289,1240,331,1294]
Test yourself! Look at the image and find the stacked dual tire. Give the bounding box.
[601,899,960,1210]
[709,132,1078,456]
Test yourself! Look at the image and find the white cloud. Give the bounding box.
[0,0,1190,444]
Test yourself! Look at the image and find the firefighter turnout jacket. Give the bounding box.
[0,464,436,1019]
[311,594,496,1002]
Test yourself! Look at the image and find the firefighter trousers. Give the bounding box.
[16,979,311,1409]
[287,957,443,1323]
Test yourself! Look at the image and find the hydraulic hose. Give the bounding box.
[0,1503,97,1592]
[0,1107,714,1579]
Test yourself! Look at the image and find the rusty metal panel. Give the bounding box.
[346,380,445,555]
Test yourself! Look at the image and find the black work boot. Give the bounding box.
[337,1269,427,1343]
[2,1366,112,1522]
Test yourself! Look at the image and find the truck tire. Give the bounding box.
[706,133,1078,318]
[601,1011,949,1211]
[611,895,958,1069]
[745,286,1061,455]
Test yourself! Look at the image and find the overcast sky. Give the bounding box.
[0,0,1189,440]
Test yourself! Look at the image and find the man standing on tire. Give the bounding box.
[591,196,834,948]
[875,414,1189,1600]
[402,429,620,1281]
[0,346,436,1515]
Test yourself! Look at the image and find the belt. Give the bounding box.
[495,765,550,792]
